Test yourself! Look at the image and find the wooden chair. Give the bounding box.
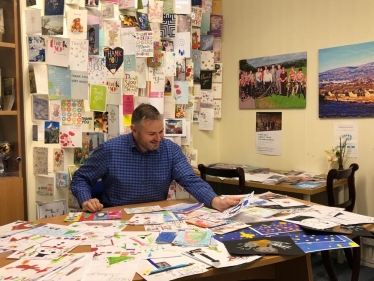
[197,164,246,195]
[321,163,360,281]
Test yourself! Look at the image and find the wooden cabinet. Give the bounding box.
[0,0,26,225]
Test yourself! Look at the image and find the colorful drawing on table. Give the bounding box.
[284,215,340,230]
[293,181,324,189]
[8,237,84,259]
[21,223,79,237]
[127,213,165,225]
[217,192,254,219]
[162,202,204,214]
[290,233,359,253]
[223,236,305,256]
[84,249,141,281]
[173,229,213,247]
[68,220,127,231]
[0,253,88,281]
[137,256,208,279]
[185,217,228,228]
[210,221,249,235]
[249,221,302,236]
[213,227,260,242]
[155,231,178,244]
[0,221,45,238]
[76,210,122,221]
[270,198,307,207]
[0,232,52,252]
[182,239,262,268]
[124,205,163,214]
[144,220,189,232]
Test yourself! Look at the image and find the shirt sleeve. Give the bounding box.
[70,142,108,207]
[170,145,218,208]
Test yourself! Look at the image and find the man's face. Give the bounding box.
[131,119,164,153]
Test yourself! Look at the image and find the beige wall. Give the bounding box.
[21,0,374,219]
[198,0,373,216]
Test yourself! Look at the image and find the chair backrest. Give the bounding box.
[197,164,246,194]
[326,163,359,212]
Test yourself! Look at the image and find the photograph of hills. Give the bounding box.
[319,41,374,118]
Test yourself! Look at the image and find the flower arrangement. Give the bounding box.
[325,137,348,169]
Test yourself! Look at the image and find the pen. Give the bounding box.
[148,263,194,275]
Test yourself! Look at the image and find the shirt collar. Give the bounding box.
[129,133,161,154]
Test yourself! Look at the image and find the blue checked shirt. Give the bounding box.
[71,133,218,208]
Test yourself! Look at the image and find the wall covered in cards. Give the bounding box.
[20,0,224,219]
[219,0,374,216]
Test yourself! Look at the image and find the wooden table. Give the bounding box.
[204,175,347,202]
[0,199,313,281]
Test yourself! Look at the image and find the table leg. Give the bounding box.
[303,194,311,201]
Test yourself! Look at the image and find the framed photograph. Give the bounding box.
[164,118,186,137]
[36,199,67,219]
[239,51,307,109]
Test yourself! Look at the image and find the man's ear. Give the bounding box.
[130,124,136,133]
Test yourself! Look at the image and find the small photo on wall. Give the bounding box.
[164,118,186,137]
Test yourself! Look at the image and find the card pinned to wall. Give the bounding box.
[46,38,70,67]
[35,176,55,203]
[104,47,124,77]
[69,39,89,71]
[173,81,189,104]
[66,9,87,40]
[90,84,107,112]
[136,31,154,57]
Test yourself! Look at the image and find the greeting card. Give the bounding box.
[174,32,191,57]
[121,27,136,55]
[136,11,151,30]
[201,12,211,33]
[53,148,64,172]
[42,15,64,35]
[208,14,223,37]
[148,0,163,23]
[45,0,64,16]
[71,70,89,100]
[147,41,164,67]
[46,37,70,67]
[163,0,174,13]
[69,39,89,71]
[48,65,71,100]
[107,105,120,137]
[191,28,200,50]
[120,13,139,28]
[161,14,176,38]
[136,31,154,57]
[173,81,189,104]
[102,3,115,18]
[106,78,122,104]
[66,9,87,39]
[103,20,121,47]
[200,70,213,89]
[200,34,214,51]
[176,15,191,33]
[162,51,176,76]
[88,24,100,55]
[198,107,214,130]
[174,0,191,14]
[61,99,83,125]
[32,94,49,121]
[212,0,222,13]
[33,147,49,175]
[33,64,49,94]
[192,49,201,82]
[201,0,213,13]
[123,71,139,95]
[104,47,124,77]
[60,125,83,147]
[150,22,161,41]
[90,85,107,112]
[25,9,42,35]
[118,0,136,9]
[28,36,46,63]
[212,62,222,82]
[213,99,221,118]
[191,6,203,27]
[88,56,106,85]
[44,121,60,144]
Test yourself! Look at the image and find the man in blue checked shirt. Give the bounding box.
[71,104,241,213]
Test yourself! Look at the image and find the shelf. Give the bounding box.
[0,111,17,116]
[0,42,16,48]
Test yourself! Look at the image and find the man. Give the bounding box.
[255,68,262,89]
[263,69,272,92]
[71,104,241,213]
[275,64,282,95]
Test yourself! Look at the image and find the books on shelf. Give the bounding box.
[1,77,15,111]
[0,8,4,37]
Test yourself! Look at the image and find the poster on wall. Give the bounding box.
[255,112,282,156]
[319,41,374,118]
[239,52,307,109]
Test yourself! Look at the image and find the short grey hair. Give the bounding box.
[131,104,161,127]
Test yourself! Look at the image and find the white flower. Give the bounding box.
[325,149,338,168]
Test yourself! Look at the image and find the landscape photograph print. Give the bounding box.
[319,41,374,118]
[239,52,307,109]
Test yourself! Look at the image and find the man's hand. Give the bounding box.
[211,196,242,212]
[82,198,103,213]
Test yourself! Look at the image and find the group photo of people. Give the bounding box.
[239,52,307,109]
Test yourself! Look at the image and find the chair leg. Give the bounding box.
[351,247,361,281]
[321,250,338,281]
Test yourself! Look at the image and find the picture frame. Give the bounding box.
[164,118,186,137]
